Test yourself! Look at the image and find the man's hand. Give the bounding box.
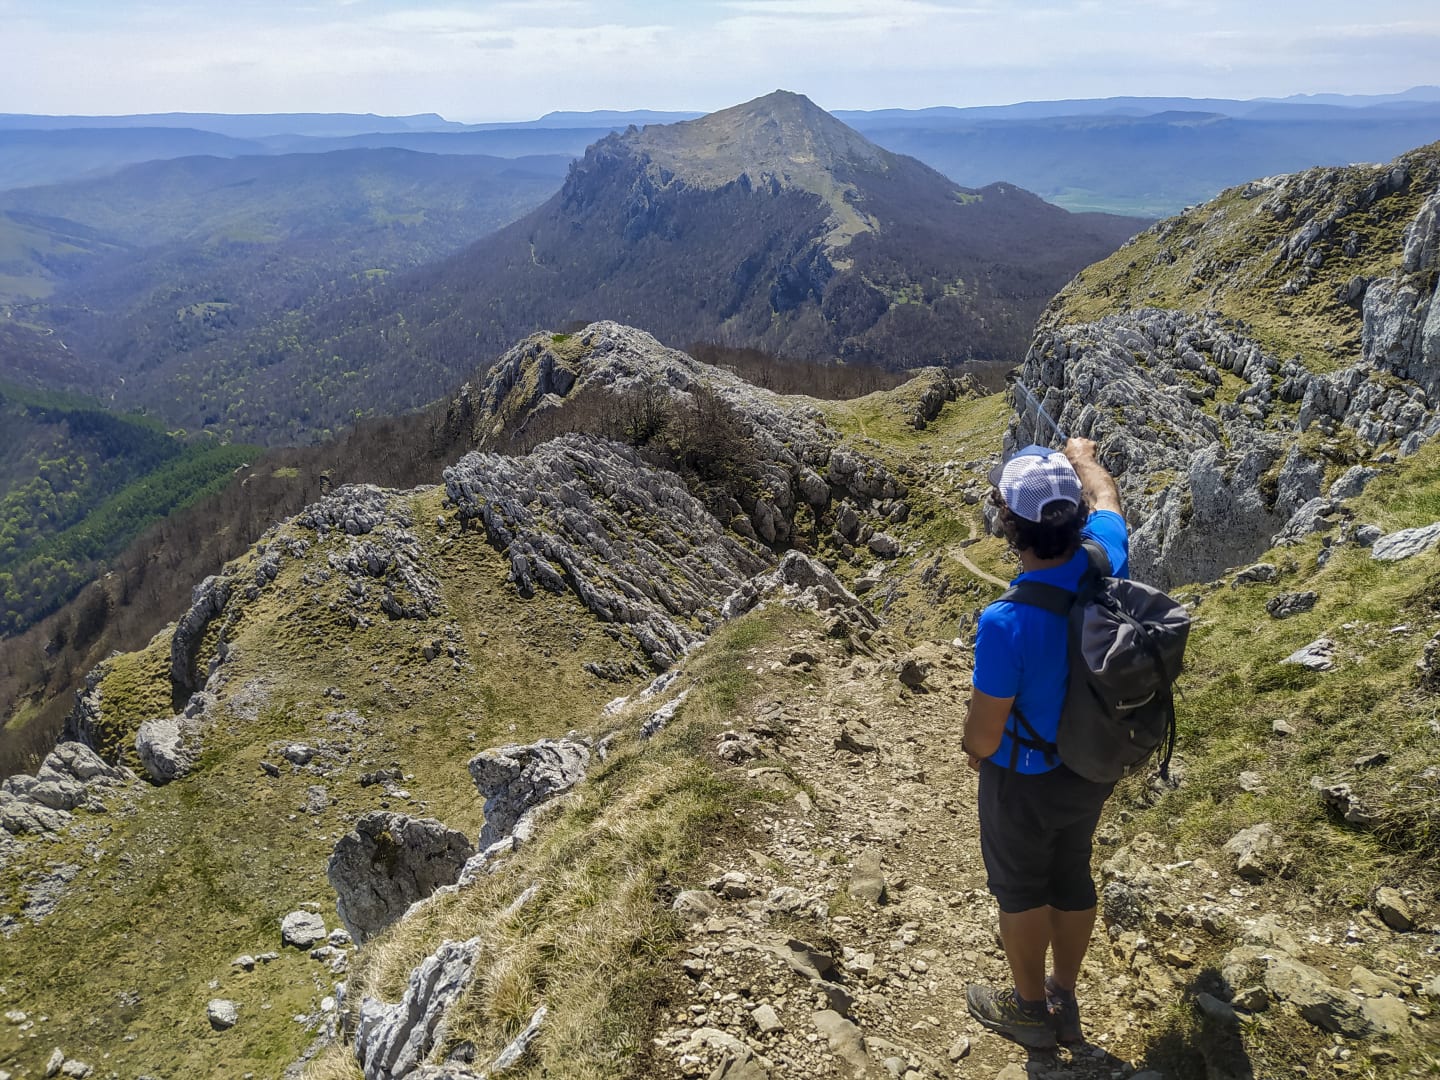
[1063,436,1121,514]
[1062,437,1098,467]
[966,751,982,772]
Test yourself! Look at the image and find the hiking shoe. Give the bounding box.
[1045,976,1083,1043]
[966,983,1057,1049]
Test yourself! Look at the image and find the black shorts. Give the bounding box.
[978,759,1115,914]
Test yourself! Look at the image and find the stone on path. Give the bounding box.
[847,849,887,905]
[812,1010,867,1075]
[1373,887,1415,931]
[1263,957,1372,1036]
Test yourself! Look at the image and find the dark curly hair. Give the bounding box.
[988,488,1090,560]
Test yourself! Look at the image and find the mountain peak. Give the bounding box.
[622,91,896,254]
[631,90,890,186]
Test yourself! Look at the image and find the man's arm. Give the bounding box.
[1064,437,1121,515]
[964,688,1014,769]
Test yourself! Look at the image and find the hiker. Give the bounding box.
[962,436,1128,1049]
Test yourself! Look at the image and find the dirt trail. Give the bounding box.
[654,626,1146,1080]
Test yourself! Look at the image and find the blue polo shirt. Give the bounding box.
[971,510,1130,774]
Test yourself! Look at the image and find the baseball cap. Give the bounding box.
[988,444,1082,523]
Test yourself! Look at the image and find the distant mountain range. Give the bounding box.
[5,89,1439,215]
[78,91,1137,442]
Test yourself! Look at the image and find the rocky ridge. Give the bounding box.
[441,322,925,667]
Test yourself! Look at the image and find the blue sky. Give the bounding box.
[2,1,1438,120]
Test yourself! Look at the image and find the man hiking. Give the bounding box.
[962,436,1128,1049]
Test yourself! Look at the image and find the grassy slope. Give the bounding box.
[0,485,641,1077]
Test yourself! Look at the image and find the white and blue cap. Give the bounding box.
[989,444,1082,523]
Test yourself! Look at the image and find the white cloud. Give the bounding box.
[0,1,1437,118]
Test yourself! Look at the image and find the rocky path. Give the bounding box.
[652,625,1157,1080]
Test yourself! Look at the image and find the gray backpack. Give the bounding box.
[1001,541,1191,783]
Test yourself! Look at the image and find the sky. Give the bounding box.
[2,0,1438,121]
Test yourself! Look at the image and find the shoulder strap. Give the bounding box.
[1081,538,1112,577]
[998,580,1074,616]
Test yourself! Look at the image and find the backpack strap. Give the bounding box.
[992,539,1114,773]
[994,579,1077,772]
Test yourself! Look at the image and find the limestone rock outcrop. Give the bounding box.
[328,813,476,945]
[444,435,767,668]
[135,716,202,784]
[355,937,481,1080]
[469,739,591,850]
[442,323,918,664]
[0,742,134,837]
[1013,155,1440,586]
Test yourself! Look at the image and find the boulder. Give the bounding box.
[280,910,327,950]
[1265,591,1317,619]
[1223,823,1284,881]
[1264,958,1372,1036]
[328,813,476,945]
[1371,522,1440,561]
[1373,887,1415,931]
[135,717,201,785]
[207,999,239,1031]
[1329,466,1379,501]
[1282,638,1336,670]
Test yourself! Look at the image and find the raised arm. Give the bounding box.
[1063,437,1121,515]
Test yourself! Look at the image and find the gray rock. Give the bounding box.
[45,1049,64,1078]
[1329,466,1379,500]
[171,574,232,694]
[1350,966,1405,998]
[356,937,481,1080]
[1282,638,1336,670]
[673,890,720,921]
[280,910,327,950]
[58,1062,91,1079]
[1265,591,1317,619]
[1353,523,1383,547]
[135,717,201,785]
[1232,563,1278,586]
[720,550,877,628]
[1360,994,1411,1036]
[1233,986,1269,1012]
[328,812,476,945]
[468,739,590,850]
[1373,887,1415,931]
[811,1010,867,1073]
[0,791,70,835]
[1264,957,1372,1036]
[207,999,239,1031]
[847,849,887,905]
[490,1005,546,1072]
[1313,779,1378,827]
[867,532,900,557]
[282,744,316,766]
[1195,992,1239,1028]
[708,871,757,900]
[1223,823,1284,881]
[750,1003,782,1033]
[1372,522,1440,561]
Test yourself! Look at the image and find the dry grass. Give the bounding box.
[305,610,795,1079]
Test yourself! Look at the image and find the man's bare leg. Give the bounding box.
[997,906,1051,1002]
[1047,906,1097,991]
